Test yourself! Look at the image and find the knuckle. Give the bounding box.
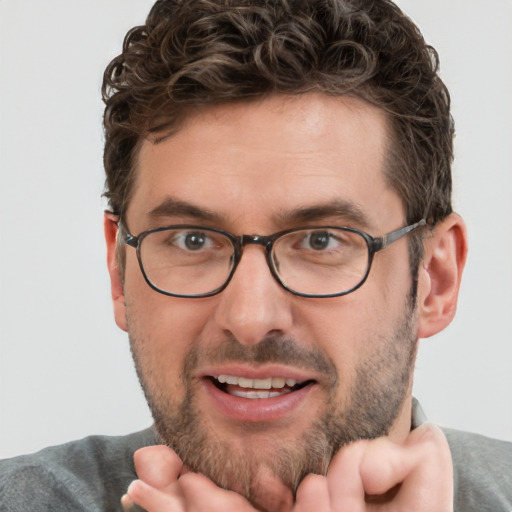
[410,424,450,455]
[296,473,328,498]
[301,473,326,487]
[177,471,201,488]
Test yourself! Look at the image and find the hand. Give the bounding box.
[122,423,453,512]
[294,423,453,512]
[122,445,258,512]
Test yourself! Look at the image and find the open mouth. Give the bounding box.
[209,374,314,399]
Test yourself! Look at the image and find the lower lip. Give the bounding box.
[201,378,315,422]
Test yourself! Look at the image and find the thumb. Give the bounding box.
[133,445,184,489]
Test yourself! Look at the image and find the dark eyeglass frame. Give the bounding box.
[119,218,427,299]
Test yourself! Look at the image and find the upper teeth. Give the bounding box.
[216,375,297,389]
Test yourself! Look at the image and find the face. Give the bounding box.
[115,93,420,509]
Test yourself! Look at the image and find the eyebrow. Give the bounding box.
[273,199,372,230]
[147,197,372,231]
[147,197,224,223]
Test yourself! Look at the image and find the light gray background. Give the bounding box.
[1,1,511,459]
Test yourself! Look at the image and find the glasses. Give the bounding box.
[119,219,426,299]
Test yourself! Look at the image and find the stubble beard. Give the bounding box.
[127,295,418,509]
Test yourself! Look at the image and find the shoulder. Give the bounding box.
[443,427,512,512]
[0,427,159,512]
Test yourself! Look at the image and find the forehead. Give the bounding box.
[128,93,402,231]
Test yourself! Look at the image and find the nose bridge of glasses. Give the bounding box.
[233,234,274,268]
[239,234,272,249]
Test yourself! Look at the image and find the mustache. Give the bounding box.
[185,334,338,380]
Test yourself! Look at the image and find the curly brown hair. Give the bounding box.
[102,0,453,235]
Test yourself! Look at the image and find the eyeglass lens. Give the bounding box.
[137,227,370,297]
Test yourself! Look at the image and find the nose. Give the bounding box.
[214,245,294,346]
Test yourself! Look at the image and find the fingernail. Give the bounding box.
[121,487,147,512]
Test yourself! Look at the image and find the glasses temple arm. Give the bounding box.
[376,219,427,251]
[113,216,139,248]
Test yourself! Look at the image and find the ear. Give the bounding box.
[417,213,468,339]
[104,212,128,332]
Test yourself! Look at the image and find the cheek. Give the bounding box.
[296,279,410,376]
[295,298,369,387]
[123,265,213,370]
[125,293,214,406]
[128,295,209,350]
[125,253,206,330]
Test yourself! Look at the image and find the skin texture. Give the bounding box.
[105,93,467,511]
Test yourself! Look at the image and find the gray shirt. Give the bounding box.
[1,421,511,511]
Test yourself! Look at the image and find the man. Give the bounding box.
[1,0,511,511]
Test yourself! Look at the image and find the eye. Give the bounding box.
[173,231,213,251]
[301,230,343,251]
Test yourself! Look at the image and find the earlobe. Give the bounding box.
[417,213,468,339]
[104,212,128,332]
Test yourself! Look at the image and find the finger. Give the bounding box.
[359,424,452,498]
[294,473,330,512]
[358,437,413,497]
[127,479,184,512]
[121,492,148,512]
[134,445,184,489]
[177,472,258,512]
[325,441,367,511]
